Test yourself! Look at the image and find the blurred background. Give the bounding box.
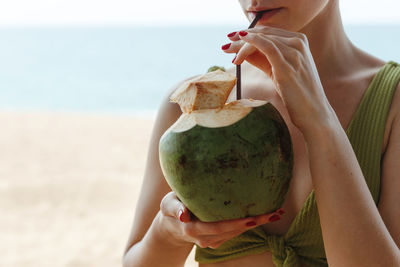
[0,0,399,266]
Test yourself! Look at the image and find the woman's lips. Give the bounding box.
[249,7,283,22]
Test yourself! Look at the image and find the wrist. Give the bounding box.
[301,115,344,149]
[302,119,344,149]
[299,106,342,143]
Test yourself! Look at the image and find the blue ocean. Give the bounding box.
[0,25,399,115]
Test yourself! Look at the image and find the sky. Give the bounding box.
[0,0,399,26]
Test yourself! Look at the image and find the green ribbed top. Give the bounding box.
[195,61,400,266]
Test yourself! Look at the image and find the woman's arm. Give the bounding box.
[122,82,193,267]
[303,109,400,267]
[378,91,400,248]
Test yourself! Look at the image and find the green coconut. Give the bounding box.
[159,70,293,222]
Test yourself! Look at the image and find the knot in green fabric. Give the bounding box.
[266,235,300,267]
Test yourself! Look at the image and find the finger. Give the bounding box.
[207,239,228,249]
[267,35,305,49]
[232,40,272,76]
[205,236,233,249]
[190,209,286,247]
[231,26,299,43]
[244,209,285,227]
[246,25,302,39]
[232,42,258,65]
[238,31,288,73]
[276,208,286,215]
[252,211,282,224]
[193,229,243,248]
[245,26,309,57]
[257,34,305,72]
[160,191,191,222]
[188,210,283,236]
[184,216,252,236]
[227,31,241,41]
[252,31,310,68]
[221,40,247,54]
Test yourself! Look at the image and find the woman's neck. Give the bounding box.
[299,0,357,82]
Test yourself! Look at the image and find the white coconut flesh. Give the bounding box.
[170,69,237,113]
[169,99,268,132]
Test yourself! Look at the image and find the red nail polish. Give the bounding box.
[269,215,281,222]
[246,221,257,227]
[178,210,184,222]
[239,31,248,37]
[232,55,237,64]
[221,43,231,50]
[277,209,286,215]
[227,31,237,37]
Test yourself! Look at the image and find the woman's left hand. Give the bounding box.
[222,26,335,133]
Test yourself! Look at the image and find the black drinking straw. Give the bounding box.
[236,12,263,100]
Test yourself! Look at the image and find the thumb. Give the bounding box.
[175,195,191,223]
[178,206,191,223]
[160,191,191,223]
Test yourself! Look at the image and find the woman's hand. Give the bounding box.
[158,191,284,249]
[222,27,336,133]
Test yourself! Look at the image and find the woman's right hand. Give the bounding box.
[158,191,285,249]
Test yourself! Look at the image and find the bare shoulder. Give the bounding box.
[387,66,400,121]
[348,54,397,151]
[123,75,199,254]
[388,61,400,111]
[378,63,400,247]
[380,61,400,152]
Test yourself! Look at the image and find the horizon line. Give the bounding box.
[0,22,399,28]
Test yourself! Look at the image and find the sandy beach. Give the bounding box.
[0,110,197,267]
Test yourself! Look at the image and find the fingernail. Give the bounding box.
[277,209,286,215]
[232,55,237,64]
[221,43,231,50]
[239,31,248,37]
[178,210,184,222]
[246,221,257,227]
[227,31,237,37]
[269,215,281,222]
